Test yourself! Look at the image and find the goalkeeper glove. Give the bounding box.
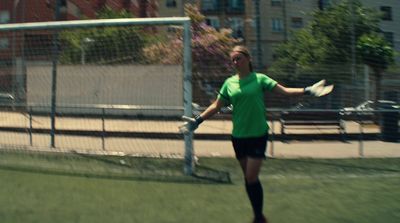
[304,79,334,97]
[179,115,204,134]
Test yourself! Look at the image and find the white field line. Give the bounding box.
[263,173,400,180]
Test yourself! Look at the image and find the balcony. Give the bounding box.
[201,0,245,15]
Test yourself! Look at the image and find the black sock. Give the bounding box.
[245,180,264,220]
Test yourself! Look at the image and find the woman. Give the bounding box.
[180,45,332,223]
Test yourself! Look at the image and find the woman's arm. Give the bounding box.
[199,98,225,120]
[179,98,225,134]
[273,84,305,96]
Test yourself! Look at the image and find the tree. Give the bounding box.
[59,6,152,64]
[270,0,395,103]
[143,4,238,75]
[357,33,395,101]
[271,29,331,74]
[309,0,380,63]
[270,0,382,81]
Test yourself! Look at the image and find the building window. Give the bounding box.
[291,17,303,28]
[229,17,244,39]
[205,16,220,29]
[383,32,394,46]
[318,0,331,10]
[380,6,392,21]
[271,18,283,32]
[0,59,12,68]
[202,0,219,11]
[271,0,282,7]
[166,0,177,8]
[0,11,10,24]
[227,0,244,12]
[0,38,9,50]
[67,2,81,18]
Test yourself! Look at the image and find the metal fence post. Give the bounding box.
[270,118,275,158]
[29,106,33,146]
[102,108,105,150]
[357,112,364,158]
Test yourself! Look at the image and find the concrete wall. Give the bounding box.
[27,64,183,117]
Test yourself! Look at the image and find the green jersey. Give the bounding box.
[218,72,277,138]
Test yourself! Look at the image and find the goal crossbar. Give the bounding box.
[0,17,191,31]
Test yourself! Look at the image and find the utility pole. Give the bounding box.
[349,0,356,84]
[12,0,26,106]
[11,0,19,102]
[253,0,262,70]
[282,0,288,42]
[50,0,61,148]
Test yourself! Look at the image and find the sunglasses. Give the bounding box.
[231,51,249,63]
[231,56,243,63]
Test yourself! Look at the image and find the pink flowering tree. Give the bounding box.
[144,4,238,73]
[144,4,239,105]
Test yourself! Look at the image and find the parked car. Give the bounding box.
[340,100,399,122]
[340,100,374,116]
[0,93,14,105]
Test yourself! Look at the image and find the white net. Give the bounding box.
[0,18,194,162]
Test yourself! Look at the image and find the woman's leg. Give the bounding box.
[243,158,265,222]
[238,157,248,175]
[233,136,267,222]
[244,158,263,183]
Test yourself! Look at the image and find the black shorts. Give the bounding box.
[231,134,268,160]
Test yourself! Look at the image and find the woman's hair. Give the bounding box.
[231,45,253,72]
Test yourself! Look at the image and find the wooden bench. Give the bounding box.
[280,111,346,136]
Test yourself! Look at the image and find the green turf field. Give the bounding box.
[0,150,399,223]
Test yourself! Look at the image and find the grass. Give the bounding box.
[0,150,399,223]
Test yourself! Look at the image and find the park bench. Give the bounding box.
[280,110,346,136]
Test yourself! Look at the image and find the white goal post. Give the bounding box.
[0,17,196,175]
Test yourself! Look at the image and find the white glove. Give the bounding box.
[304,79,334,97]
[178,115,204,134]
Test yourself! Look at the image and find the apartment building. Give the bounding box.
[158,1,246,40]
[158,0,199,16]
[0,0,159,60]
[0,0,158,93]
[1,1,398,70]
[0,0,158,22]
[182,0,319,68]
[176,0,398,68]
[249,0,399,68]
[362,0,399,61]
[243,0,316,68]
